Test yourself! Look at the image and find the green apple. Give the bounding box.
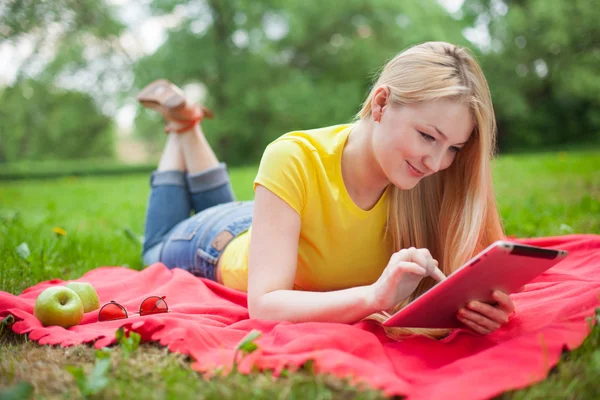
[34,286,84,328]
[65,282,100,313]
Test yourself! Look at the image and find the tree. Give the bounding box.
[0,0,127,162]
[134,0,470,165]
[1,0,127,96]
[462,0,600,149]
[0,80,115,162]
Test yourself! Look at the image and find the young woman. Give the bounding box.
[139,41,515,338]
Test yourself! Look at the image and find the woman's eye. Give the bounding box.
[419,131,435,142]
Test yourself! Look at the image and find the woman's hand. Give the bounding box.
[370,247,446,312]
[456,290,515,335]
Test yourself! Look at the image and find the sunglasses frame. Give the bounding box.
[98,295,169,322]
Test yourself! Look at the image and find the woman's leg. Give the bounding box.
[142,119,236,266]
[145,122,242,277]
[142,133,192,263]
[157,132,186,172]
[140,80,236,266]
[177,123,218,174]
[152,121,238,278]
[177,124,236,213]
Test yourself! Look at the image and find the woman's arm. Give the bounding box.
[248,185,381,323]
[253,285,378,323]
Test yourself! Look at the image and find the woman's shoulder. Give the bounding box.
[268,123,353,156]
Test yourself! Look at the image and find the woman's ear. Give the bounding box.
[371,86,390,123]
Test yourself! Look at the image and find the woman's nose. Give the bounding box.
[423,152,445,173]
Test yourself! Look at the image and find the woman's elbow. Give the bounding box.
[248,291,287,321]
[248,293,271,320]
[247,299,261,319]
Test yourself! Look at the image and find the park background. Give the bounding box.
[1,0,598,169]
[1,0,599,399]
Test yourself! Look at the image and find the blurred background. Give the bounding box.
[0,0,598,171]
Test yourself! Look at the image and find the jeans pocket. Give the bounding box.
[227,215,253,237]
[198,214,253,264]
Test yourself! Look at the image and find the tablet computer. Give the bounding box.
[382,240,568,328]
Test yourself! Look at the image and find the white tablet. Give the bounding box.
[382,240,568,328]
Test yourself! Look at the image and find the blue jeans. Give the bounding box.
[141,163,253,282]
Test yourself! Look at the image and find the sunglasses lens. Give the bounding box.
[140,296,168,316]
[98,302,127,322]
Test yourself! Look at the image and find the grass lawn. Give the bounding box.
[1,149,599,399]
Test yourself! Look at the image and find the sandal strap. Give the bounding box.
[165,116,203,133]
[164,105,206,133]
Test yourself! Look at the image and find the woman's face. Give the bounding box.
[372,94,474,190]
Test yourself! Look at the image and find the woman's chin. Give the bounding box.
[386,167,423,190]
[391,178,419,191]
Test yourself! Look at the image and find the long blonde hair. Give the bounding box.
[358,42,505,340]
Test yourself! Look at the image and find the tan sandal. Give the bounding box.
[136,79,214,133]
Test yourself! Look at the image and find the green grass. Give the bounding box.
[0,149,599,399]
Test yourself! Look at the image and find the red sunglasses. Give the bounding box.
[98,296,169,322]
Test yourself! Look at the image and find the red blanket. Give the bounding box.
[1,234,599,400]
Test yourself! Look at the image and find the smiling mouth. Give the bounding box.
[407,162,425,176]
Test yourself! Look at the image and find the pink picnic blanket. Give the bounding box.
[1,234,599,400]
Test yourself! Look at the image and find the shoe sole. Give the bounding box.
[137,79,186,111]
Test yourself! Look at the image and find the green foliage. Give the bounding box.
[1,0,129,117]
[134,0,469,165]
[0,0,127,166]
[0,315,15,336]
[115,327,141,359]
[0,314,16,347]
[65,348,112,398]
[0,80,116,163]
[1,0,123,42]
[0,382,34,400]
[131,0,600,165]
[463,0,600,150]
[232,329,262,371]
[2,0,599,165]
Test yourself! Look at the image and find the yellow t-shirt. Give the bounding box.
[219,124,393,292]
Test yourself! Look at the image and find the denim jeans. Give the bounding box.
[141,162,253,282]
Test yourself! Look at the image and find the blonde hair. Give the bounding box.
[358,42,505,340]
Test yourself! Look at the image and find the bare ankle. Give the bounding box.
[174,124,202,138]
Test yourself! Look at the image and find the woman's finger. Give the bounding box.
[457,308,501,332]
[491,290,515,314]
[393,261,427,277]
[466,301,509,325]
[457,314,491,335]
[430,265,446,282]
[410,250,443,281]
[406,249,432,271]
[398,248,445,283]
